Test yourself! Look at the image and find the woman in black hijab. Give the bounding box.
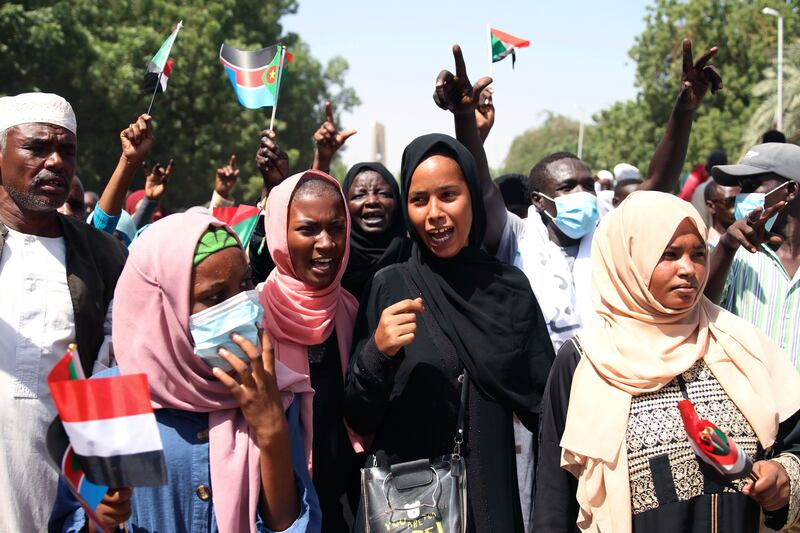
[341,163,411,300]
[344,134,555,533]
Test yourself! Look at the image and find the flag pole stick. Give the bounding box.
[487,24,494,78]
[268,45,287,132]
[146,72,161,115]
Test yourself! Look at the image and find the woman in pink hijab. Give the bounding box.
[259,171,362,532]
[50,213,321,533]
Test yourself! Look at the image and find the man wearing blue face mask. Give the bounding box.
[705,142,800,368]
[434,38,723,532]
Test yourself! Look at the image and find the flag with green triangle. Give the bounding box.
[490,27,530,68]
[143,21,183,93]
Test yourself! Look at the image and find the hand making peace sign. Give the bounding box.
[433,44,493,116]
[676,38,723,112]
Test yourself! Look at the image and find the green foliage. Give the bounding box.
[744,38,800,149]
[626,0,800,170]
[0,0,359,207]
[502,0,800,174]
[501,113,583,175]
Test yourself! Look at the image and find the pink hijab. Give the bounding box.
[113,212,313,533]
[260,170,364,461]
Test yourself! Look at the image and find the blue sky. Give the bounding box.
[282,0,651,171]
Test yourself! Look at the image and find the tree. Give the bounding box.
[502,0,800,175]
[0,0,359,207]
[743,38,800,148]
[627,0,799,170]
[501,113,584,175]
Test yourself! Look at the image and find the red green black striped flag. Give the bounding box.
[490,27,530,68]
[47,347,167,488]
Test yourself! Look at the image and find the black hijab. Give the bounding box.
[400,133,554,414]
[341,162,411,299]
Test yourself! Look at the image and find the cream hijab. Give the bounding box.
[560,191,800,532]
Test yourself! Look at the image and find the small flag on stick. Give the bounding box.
[143,59,173,94]
[678,398,756,481]
[46,344,167,529]
[144,20,183,113]
[489,27,530,68]
[219,43,292,131]
[47,418,111,533]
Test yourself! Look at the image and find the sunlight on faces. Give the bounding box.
[407,155,472,258]
[648,219,707,310]
[347,170,397,234]
[287,179,348,289]
[191,246,252,314]
[0,123,76,212]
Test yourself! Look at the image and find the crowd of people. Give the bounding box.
[2,37,800,533]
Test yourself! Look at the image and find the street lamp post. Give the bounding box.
[763,7,783,131]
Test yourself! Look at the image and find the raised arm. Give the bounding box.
[705,202,786,302]
[255,130,290,201]
[310,101,356,175]
[211,155,239,208]
[433,45,506,253]
[97,114,154,216]
[641,39,723,193]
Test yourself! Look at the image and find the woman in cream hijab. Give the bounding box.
[533,191,800,532]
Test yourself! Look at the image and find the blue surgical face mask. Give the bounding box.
[189,289,263,372]
[733,181,789,232]
[538,191,599,239]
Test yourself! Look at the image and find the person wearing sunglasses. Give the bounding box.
[703,180,740,246]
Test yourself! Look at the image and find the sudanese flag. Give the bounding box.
[47,346,167,488]
[490,27,530,68]
[142,21,182,94]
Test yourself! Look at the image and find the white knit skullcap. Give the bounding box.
[596,169,614,182]
[0,92,77,135]
[613,162,640,181]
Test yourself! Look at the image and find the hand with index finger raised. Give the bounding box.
[676,38,723,112]
[433,45,493,116]
[314,100,357,163]
[214,154,240,199]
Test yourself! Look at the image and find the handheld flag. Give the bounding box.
[47,345,167,488]
[144,20,183,113]
[489,27,530,68]
[143,59,173,94]
[212,204,261,247]
[678,398,756,481]
[219,43,292,110]
[47,418,111,533]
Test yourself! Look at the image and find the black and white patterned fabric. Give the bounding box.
[626,359,759,514]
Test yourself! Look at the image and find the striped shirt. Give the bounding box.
[721,244,800,368]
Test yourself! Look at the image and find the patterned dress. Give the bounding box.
[533,339,800,532]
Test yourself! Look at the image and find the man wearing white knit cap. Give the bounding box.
[0,92,127,532]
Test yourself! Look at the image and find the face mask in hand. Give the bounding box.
[538,191,599,239]
[189,289,264,372]
[734,181,789,232]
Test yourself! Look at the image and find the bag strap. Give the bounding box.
[454,371,469,457]
[397,263,470,455]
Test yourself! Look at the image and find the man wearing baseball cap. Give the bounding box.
[705,142,800,367]
[0,92,127,531]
